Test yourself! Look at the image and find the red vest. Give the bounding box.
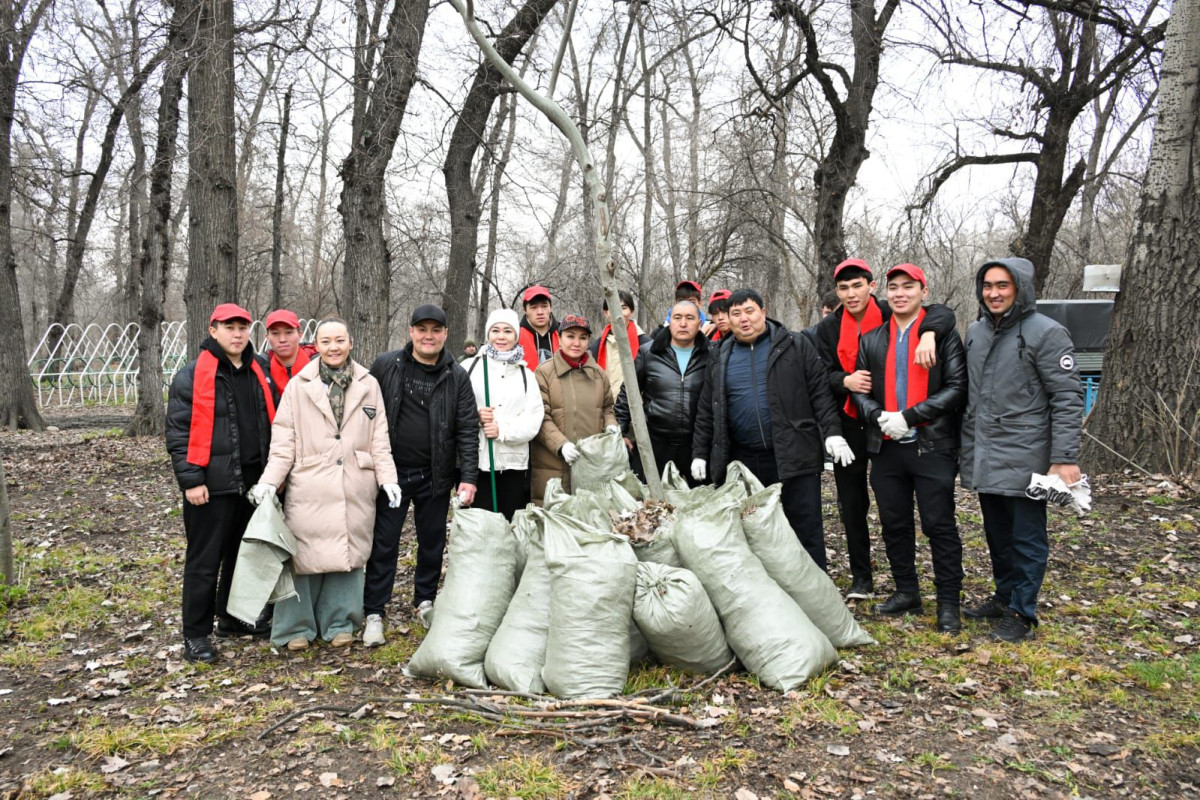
[518,326,559,372]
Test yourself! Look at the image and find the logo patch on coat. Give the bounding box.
[1059,354,1075,371]
[363,406,376,419]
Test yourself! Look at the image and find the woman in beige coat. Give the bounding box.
[249,318,400,651]
[531,314,619,504]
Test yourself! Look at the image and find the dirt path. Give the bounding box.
[1,424,1197,798]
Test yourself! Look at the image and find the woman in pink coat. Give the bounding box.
[249,317,401,651]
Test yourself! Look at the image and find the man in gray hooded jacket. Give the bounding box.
[960,257,1083,642]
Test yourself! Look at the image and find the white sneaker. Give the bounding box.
[362,614,385,647]
[416,600,435,628]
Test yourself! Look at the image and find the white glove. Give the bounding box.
[691,458,707,482]
[877,410,912,440]
[382,483,402,508]
[561,442,581,464]
[824,436,855,468]
[247,483,276,506]
[605,425,621,436]
[1026,473,1092,516]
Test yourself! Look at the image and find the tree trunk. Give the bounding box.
[128,3,193,438]
[340,0,431,361]
[452,0,662,497]
[0,455,11,584]
[442,0,559,355]
[271,86,292,310]
[1084,3,1200,478]
[0,0,52,431]
[475,92,520,338]
[185,0,239,357]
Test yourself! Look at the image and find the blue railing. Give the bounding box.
[1083,375,1100,415]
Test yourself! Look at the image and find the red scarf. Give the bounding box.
[187,349,277,467]
[884,308,929,428]
[836,298,883,417]
[561,350,589,370]
[596,321,639,370]
[269,345,312,393]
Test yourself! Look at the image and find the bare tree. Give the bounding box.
[910,0,1165,294]
[0,0,52,430]
[270,85,292,309]
[1085,1,1200,477]
[184,0,239,356]
[128,2,196,437]
[340,0,431,361]
[441,0,560,355]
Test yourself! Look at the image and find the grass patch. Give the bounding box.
[23,766,107,796]
[472,755,566,799]
[71,721,209,757]
[779,696,859,736]
[386,740,449,777]
[617,776,690,799]
[694,747,757,789]
[913,751,956,775]
[624,663,685,695]
[1124,653,1200,693]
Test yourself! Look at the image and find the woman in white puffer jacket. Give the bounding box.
[462,309,543,519]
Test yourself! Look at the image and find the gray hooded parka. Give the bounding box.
[960,258,1084,497]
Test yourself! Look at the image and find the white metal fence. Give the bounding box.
[27,319,317,407]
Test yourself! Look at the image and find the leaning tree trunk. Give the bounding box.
[1084,2,1200,478]
[452,0,662,498]
[128,4,192,437]
[0,0,52,431]
[184,0,239,357]
[442,0,559,355]
[340,0,431,361]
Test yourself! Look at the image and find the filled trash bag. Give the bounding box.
[741,486,874,648]
[633,561,733,674]
[406,509,518,688]
[570,430,632,493]
[485,518,552,693]
[673,500,837,692]
[541,509,638,698]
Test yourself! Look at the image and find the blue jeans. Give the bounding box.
[978,493,1048,622]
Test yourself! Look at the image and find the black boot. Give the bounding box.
[936,603,961,633]
[183,636,218,664]
[963,596,1007,620]
[846,576,874,601]
[876,591,923,616]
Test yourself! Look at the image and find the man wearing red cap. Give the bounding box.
[259,309,317,399]
[851,265,967,633]
[813,259,957,602]
[518,285,559,371]
[166,303,277,662]
[706,289,732,342]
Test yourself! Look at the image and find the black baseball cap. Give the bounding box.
[410,304,448,326]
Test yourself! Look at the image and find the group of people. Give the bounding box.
[165,256,1083,664]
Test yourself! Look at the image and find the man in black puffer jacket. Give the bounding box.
[166,304,276,663]
[362,304,479,646]
[691,289,853,570]
[852,265,967,633]
[615,299,709,484]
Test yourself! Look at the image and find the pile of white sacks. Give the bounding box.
[405,432,874,698]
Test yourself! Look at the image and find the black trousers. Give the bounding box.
[364,465,452,616]
[731,445,826,571]
[868,442,963,604]
[832,415,874,582]
[631,436,698,487]
[474,468,530,521]
[180,464,261,638]
[978,493,1048,622]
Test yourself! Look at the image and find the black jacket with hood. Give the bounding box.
[614,326,709,444]
[960,257,1084,496]
[692,319,841,484]
[852,314,968,455]
[370,343,480,495]
[166,338,273,495]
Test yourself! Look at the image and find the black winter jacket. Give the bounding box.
[851,316,968,455]
[165,338,273,495]
[614,327,708,444]
[814,300,958,409]
[370,343,479,494]
[692,319,841,484]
